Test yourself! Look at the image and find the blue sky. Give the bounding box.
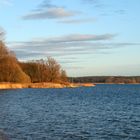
[0,0,140,76]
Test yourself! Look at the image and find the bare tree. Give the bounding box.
[60,69,68,83]
[20,60,48,83]
[0,41,31,83]
[0,27,5,41]
[46,57,61,82]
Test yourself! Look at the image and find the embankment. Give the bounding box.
[0,82,95,89]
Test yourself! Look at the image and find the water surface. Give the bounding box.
[0,84,140,140]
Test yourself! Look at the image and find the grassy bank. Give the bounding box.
[0,82,95,89]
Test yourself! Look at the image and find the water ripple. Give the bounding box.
[0,84,140,139]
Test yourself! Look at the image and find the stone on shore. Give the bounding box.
[0,131,9,140]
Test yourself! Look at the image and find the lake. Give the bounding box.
[0,84,140,140]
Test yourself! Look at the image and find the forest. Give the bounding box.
[0,40,68,83]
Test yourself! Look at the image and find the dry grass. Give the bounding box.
[0,82,95,89]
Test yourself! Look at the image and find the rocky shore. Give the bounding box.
[0,82,95,89]
[0,130,9,140]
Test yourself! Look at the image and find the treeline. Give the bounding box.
[69,76,140,84]
[19,58,68,83]
[0,40,68,83]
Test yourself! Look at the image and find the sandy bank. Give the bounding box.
[0,82,95,89]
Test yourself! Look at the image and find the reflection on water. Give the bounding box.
[0,84,140,140]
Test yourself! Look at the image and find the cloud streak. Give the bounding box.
[58,18,95,24]
[82,0,105,8]
[22,7,77,20]
[7,33,139,62]
[82,0,127,16]
[22,0,78,20]
[30,33,116,43]
[21,0,98,24]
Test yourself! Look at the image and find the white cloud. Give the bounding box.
[0,0,13,6]
[58,18,96,24]
[31,33,116,43]
[22,7,77,20]
[7,33,118,60]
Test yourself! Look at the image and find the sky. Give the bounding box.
[0,0,140,76]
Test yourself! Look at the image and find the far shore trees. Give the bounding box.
[72,76,140,84]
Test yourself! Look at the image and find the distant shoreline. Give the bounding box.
[0,82,95,89]
[69,76,140,84]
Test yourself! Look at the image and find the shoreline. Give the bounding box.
[0,82,95,89]
[0,130,9,140]
[0,82,139,89]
